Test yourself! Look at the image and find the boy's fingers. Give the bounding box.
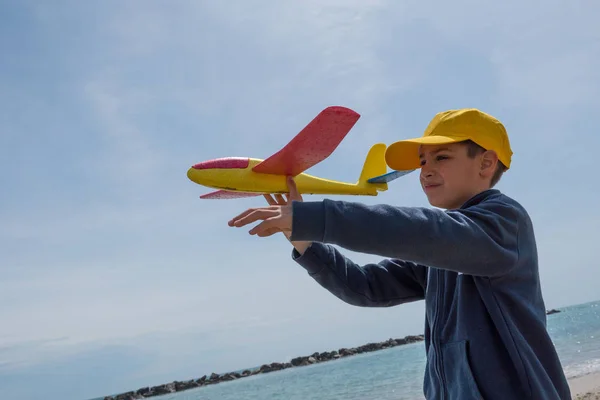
[228,207,275,226]
[233,209,280,227]
[253,225,281,237]
[287,176,297,194]
[264,194,276,205]
[275,194,285,204]
[249,217,284,236]
[256,228,281,237]
[287,176,303,201]
[228,208,257,225]
[228,211,248,226]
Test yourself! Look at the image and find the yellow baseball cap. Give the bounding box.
[384,108,513,171]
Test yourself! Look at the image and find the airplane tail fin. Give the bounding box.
[356,143,415,193]
[357,143,388,191]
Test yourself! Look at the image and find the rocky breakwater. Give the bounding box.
[103,334,425,400]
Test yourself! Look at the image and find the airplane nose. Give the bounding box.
[192,157,249,170]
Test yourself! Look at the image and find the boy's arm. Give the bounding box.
[289,198,520,278]
[291,241,428,307]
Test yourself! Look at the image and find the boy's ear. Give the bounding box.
[480,150,498,177]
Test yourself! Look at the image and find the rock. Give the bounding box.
[151,383,175,395]
[114,391,142,400]
[259,364,272,373]
[338,347,356,357]
[136,387,151,396]
[547,309,561,315]
[318,351,336,361]
[405,335,425,343]
[269,362,286,371]
[291,356,308,366]
[175,380,199,391]
[205,372,221,384]
[220,373,237,381]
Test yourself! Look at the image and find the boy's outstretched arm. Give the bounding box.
[291,241,427,307]
[229,190,520,277]
[289,197,520,277]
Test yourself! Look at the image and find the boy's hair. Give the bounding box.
[462,140,507,187]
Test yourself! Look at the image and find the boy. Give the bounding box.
[228,109,571,399]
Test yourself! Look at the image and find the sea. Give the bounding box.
[103,300,600,400]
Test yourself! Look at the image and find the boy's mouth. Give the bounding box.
[423,183,442,191]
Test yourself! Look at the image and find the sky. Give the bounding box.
[1,0,599,399]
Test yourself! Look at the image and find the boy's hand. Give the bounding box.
[262,179,302,240]
[228,176,302,237]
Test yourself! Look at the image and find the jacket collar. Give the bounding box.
[459,189,501,209]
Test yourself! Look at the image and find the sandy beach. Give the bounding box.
[570,372,600,399]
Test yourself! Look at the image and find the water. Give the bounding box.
[549,300,600,379]
[105,300,600,400]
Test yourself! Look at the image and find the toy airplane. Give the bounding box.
[187,106,414,199]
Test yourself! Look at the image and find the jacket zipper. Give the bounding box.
[434,268,445,399]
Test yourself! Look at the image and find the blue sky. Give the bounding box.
[1,1,599,399]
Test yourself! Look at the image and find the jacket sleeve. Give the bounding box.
[289,198,520,277]
[292,241,428,307]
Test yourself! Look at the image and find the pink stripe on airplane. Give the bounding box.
[200,190,261,199]
[192,157,249,170]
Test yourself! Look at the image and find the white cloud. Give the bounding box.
[83,78,164,190]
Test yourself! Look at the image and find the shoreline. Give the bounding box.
[570,372,600,399]
[103,334,426,400]
[103,369,600,400]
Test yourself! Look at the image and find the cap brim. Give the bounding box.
[385,135,462,171]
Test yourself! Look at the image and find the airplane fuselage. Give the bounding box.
[187,157,381,196]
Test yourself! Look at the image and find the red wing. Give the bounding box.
[252,106,360,176]
[200,190,262,199]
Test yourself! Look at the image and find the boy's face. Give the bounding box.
[418,142,491,209]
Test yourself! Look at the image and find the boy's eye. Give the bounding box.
[420,155,450,166]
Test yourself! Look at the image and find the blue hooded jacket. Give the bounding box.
[289,189,571,399]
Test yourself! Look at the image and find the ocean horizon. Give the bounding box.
[98,299,600,400]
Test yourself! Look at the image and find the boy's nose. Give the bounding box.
[420,165,434,178]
